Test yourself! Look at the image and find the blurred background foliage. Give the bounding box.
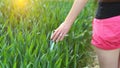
[0,0,97,68]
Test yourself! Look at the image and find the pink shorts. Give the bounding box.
[91,15,120,50]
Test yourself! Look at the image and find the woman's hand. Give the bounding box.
[50,22,72,42]
[50,0,88,43]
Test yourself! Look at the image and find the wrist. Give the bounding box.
[64,20,74,26]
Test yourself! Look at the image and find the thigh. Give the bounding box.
[93,46,120,68]
[118,52,120,68]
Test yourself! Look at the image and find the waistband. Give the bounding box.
[95,2,120,19]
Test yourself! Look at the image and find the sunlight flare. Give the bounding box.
[14,0,28,8]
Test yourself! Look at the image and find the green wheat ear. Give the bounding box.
[50,40,55,51]
[50,31,56,51]
[49,29,69,51]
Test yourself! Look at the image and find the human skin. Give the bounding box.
[50,0,88,42]
[50,0,120,68]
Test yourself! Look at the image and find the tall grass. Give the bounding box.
[0,0,97,68]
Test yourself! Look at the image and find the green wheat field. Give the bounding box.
[0,0,97,68]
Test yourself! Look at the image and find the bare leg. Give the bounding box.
[93,46,120,68]
[118,50,120,68]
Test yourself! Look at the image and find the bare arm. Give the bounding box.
[64,0,88,26]
[51,0,88,42]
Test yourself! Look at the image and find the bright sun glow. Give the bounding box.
[15,0,28,8]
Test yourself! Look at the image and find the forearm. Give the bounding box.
[64,0,88,26]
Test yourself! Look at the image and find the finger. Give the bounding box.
[56,33,63,42]
[51,29,58,40]
[50,30,56,39]
[52,30,60,41]
[50,31,54,39]
[60,33,65,41]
